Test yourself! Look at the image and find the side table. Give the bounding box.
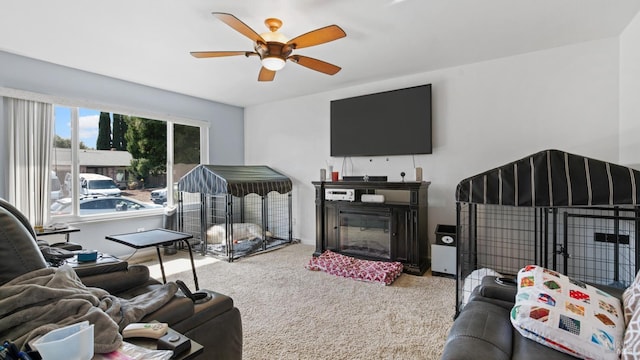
[92,327,204,360]
[124,328,204,360]
[105,229,199,290]
[35,225,80,243]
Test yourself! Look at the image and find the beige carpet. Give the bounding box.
[145,243,456,360]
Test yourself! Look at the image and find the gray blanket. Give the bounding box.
[0,265,177,353]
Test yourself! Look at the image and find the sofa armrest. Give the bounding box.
[468,275,517,310]
[79,265,156,293]
[71,256,129,278]
[442,300,513,360]
[472,275,624,306]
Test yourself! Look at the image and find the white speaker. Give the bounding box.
[361,194,385,203]
[415,167,423,182]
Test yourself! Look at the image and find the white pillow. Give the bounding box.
[510,265,624,359]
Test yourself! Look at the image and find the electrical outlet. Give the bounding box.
[137,227,145,232]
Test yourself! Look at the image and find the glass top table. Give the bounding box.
[105,229,199,290]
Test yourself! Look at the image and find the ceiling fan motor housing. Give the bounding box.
[255,41,293,61]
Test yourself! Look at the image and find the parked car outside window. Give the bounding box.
[150,188,167,204]
[63,173,122,197]
[79,173,121,196]
[50,196,162,216]
[50,172,62,201]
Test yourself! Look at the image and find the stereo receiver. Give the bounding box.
[325,189,355,201]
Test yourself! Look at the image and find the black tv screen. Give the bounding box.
[330,84,432,157]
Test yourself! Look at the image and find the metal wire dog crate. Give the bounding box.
[177,165,293,261]
[455,150,640,315]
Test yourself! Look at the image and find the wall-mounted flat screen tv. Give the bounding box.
[330,84,432,157]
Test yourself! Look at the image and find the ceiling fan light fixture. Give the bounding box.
[262,56,286,71]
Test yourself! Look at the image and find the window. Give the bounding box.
[172,123,201,202]
[50,105,206,219]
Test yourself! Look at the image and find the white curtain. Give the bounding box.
[7,97,54,228]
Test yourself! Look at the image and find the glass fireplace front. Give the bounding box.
[338,209,391,259]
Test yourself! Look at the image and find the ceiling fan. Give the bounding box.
[190,12,346,82]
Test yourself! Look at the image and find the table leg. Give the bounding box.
[182,240,200,291]
[156,246,167,284]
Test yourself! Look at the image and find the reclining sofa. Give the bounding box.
[0,198,242,359]
[441,275,625,360]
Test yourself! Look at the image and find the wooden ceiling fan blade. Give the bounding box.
[190,51,254,58]
[286,25,346,49]
[258,67,276,82]
[212,12,266,43]
[289,55,341,75]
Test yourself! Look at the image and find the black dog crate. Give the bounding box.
[177,164,293,261]
[454,150,640,316]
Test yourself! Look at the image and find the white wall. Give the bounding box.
[620,11,640,166]
[245,37,620,246]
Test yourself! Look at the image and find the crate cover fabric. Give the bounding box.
[455,149,640,207]
[178,165,292,197]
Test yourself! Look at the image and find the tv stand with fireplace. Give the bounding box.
[312,180,430,275]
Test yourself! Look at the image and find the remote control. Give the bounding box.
[157,330,192,356]
[122,323,169,339]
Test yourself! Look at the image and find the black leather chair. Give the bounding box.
[0,198,242,359]
[441,275,625,360]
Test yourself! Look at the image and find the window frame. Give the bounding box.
[2,87,209,223]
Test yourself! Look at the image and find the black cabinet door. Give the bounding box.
[392,208,410,263]
[324,203,338,251]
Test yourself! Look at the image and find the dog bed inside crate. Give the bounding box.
[206,222,290,257]
[207,223,273,243]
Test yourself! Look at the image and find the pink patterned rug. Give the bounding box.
[306,250,403,285]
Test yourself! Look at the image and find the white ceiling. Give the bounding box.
[1,0,639,107]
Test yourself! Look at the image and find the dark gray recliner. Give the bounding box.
[441,275,625,360]
[0,198,242,359]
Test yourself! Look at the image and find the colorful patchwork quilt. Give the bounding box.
[306,250,403,285]
[510,265,624,360]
